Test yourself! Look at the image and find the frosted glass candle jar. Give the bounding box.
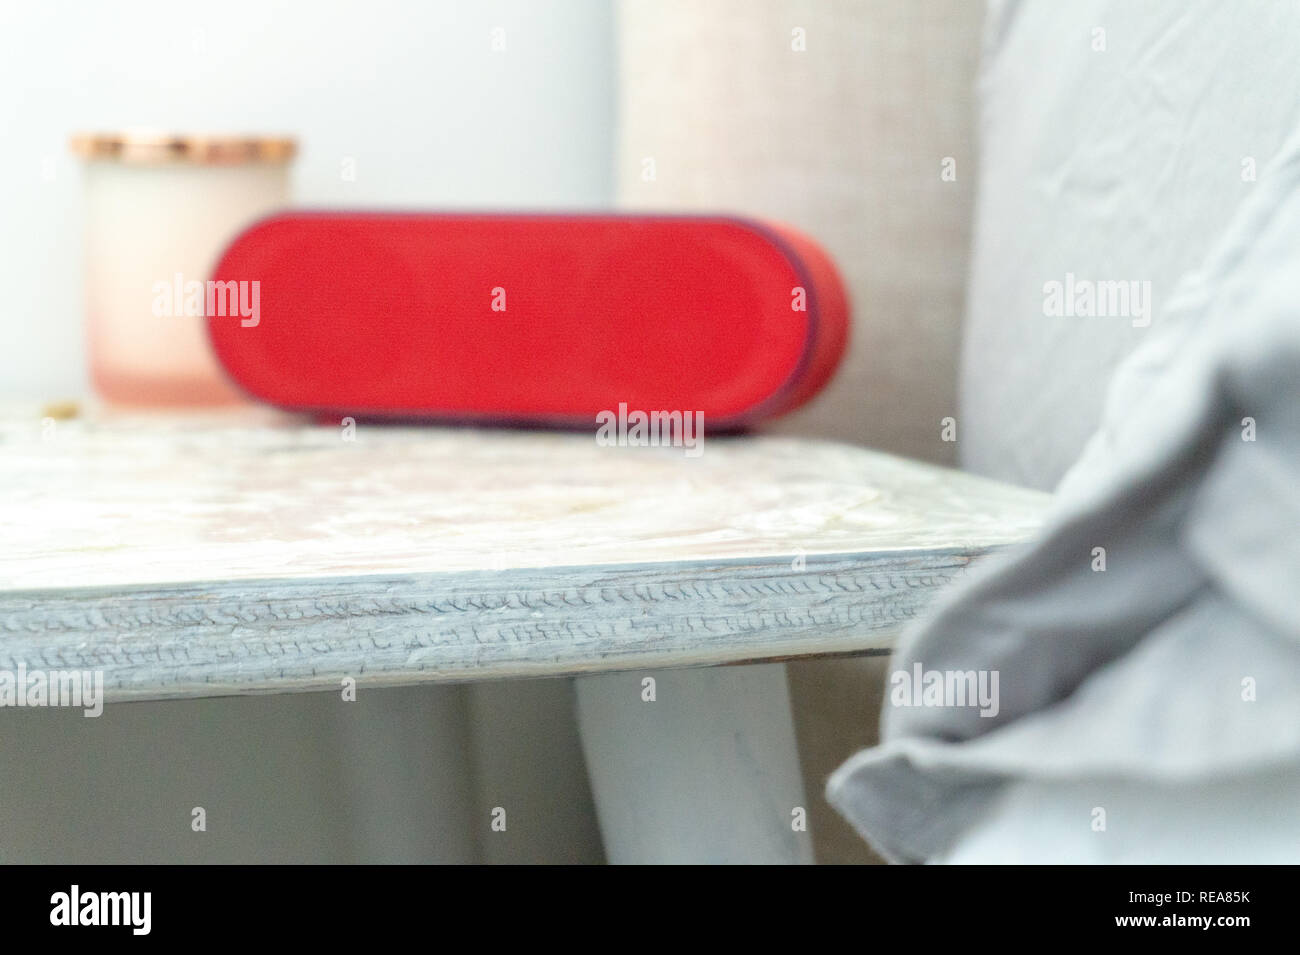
[71,133,296,405]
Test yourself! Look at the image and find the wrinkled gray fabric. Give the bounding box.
[959,0,1300,490]
[827,123,1300,864]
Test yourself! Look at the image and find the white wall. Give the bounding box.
[0,0,615,399]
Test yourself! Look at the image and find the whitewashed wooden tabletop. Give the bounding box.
[0,406,1050,700]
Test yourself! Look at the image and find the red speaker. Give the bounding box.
[207,212,848,428]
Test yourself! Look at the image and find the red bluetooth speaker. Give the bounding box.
[207,212,848,428]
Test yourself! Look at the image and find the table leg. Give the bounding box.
[575,662,814,864]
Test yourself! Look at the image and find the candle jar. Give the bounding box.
[71,133,296,405]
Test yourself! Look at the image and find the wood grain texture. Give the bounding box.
[0,407,1049,701]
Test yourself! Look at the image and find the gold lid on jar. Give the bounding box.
[70,132,297,165]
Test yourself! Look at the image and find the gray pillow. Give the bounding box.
[830,0,1300,863]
